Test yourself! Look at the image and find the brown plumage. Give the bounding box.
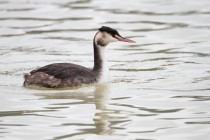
[24,63,98,88]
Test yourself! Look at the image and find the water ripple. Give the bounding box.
[1,0,210,139]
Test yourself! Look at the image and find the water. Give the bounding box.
[0,0,210,139]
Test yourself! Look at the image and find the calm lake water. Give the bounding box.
[0,0,210,139]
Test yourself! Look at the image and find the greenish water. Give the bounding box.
[0,0,210,139]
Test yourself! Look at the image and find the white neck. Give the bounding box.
[93,32,110,83]
[97,46,110,83]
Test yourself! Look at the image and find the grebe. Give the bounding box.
[24,26,135,88]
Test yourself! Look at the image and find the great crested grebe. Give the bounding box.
[23,26,135,88]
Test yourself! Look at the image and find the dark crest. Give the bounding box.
[99,26,121,37]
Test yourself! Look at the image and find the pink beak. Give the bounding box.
[115,35,136,43]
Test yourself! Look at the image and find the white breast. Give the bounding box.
[98,62,110,83]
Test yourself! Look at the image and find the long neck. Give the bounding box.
[93,32,107,71]
[92,32,109,82]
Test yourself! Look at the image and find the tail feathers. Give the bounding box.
[23,72,61,88]
[24,73,30,80]
[23,73,31,86]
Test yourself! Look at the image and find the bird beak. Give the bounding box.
[114,35,136,43]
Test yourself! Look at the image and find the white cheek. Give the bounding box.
[95,31,118,45]
[105,34,118,42]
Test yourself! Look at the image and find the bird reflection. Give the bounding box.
[93,84,114,134]
[37,84,115,137]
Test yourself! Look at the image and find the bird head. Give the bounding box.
[95,26,135,46]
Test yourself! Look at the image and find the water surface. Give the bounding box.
[0,0,210,139]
